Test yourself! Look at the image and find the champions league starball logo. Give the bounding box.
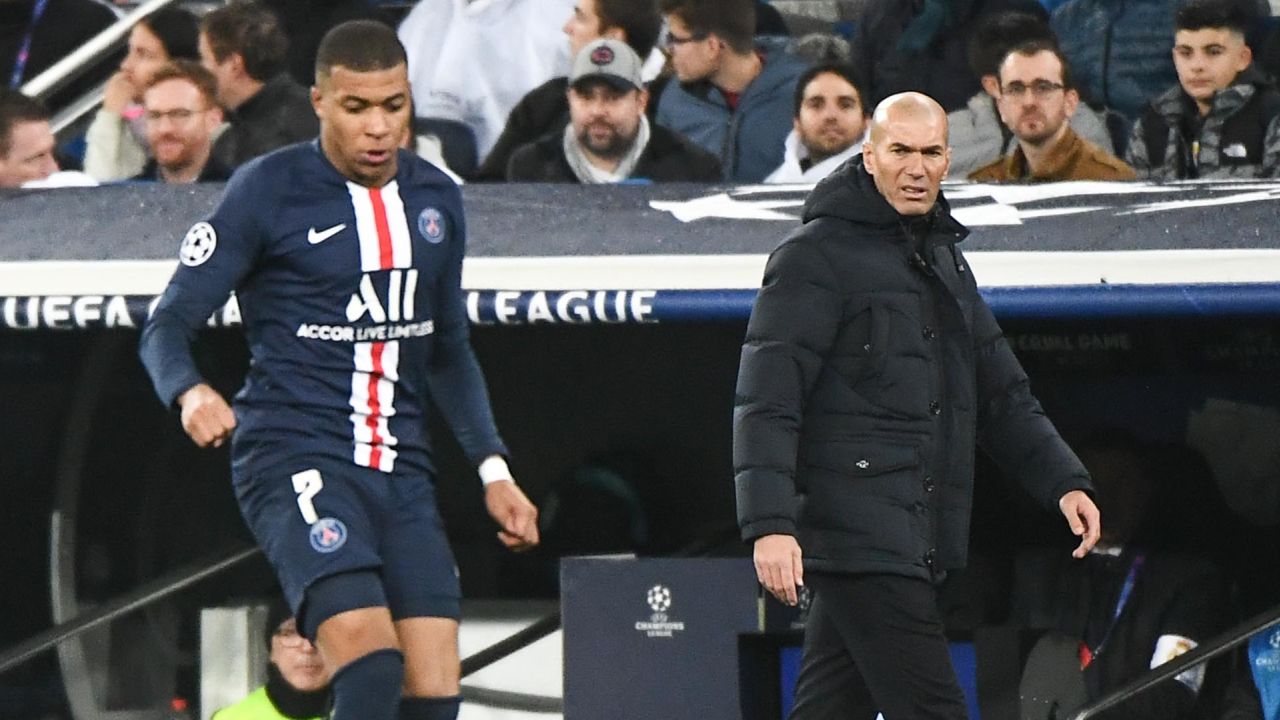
[635,584,684,638]
[646,584,672,613]
[179,222,217,267]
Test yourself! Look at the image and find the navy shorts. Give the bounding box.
[233,455,461,630]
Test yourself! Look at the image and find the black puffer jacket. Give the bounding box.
[733,156,1091,580]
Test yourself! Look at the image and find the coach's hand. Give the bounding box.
[1059,489,1102,559]
[485,480,539,552]
[178,383,236,448]
[754,533,804,606]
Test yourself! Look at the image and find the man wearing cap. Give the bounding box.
[505,38,721,183]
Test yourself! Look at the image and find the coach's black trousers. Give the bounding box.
[789,572,969,720]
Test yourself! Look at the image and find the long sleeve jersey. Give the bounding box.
[140,142,507,477]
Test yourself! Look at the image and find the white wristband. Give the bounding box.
[478,456,512,486]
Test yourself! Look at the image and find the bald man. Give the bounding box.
[733,92,1101,719]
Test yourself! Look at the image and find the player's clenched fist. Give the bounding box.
[178,383,237,448]
[484,479,540,552]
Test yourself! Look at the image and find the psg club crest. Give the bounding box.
[418,207,444,244]
[309,517,348,553]
[179,222,217,267]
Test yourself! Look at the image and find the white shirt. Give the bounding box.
[764,129,865,184]
[398,0,576,159]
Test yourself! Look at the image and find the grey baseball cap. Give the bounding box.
[570,38,643,92]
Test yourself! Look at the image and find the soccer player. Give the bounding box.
[139,21,539,720]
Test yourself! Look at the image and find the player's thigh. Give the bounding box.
[380,475,462,623]
[396,616,460,696]
[234,457,384,631]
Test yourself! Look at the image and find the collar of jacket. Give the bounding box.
[675,37,800,108]
[231,74,301,122]
[800,153,968,244]
[1001,126,1086,181]
[1152,63,1269,124]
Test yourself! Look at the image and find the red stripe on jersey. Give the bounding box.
[366,341,385,468]
[369,187,395,270]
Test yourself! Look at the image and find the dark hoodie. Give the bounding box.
[732,156,1091,580]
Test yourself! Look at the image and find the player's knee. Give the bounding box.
[330,648,404,720]
[304,570,397,664]
[402,660,460,698]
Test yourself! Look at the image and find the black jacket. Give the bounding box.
[733,156,1091,579]
[133,156,232,183]
[505,123,721,183]
[852,0,1046,112]
[212,74,319,170]
[475,75,672,182]
[1013,547,1228,719]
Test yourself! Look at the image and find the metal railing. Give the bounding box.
[20,0,183,103]
[1069,604,1280,719]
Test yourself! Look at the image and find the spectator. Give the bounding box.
[1013,435,1228,720]
[948,9,1115,176]
[134,61,228,184]
[262,0,389,87]
[507,38,720,183]
[1125,0,1280,179]
[0,86,52,186]
[210,602,330,720]
[397,0,577,166]
[1050,0,1179,126]
[1052,0,1269,126]
[851,0,1047,114]
[655,0,808,182]
[969,40,1134,181]
[0,88,93,187]
[474,0,662,182]
[200,1,317,170]
[764,63,868,184]
[0,0,118,110]
[84,8,200,181]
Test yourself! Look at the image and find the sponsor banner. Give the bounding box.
[3,284,1280,331]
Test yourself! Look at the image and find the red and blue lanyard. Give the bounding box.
[9,0,51,89]
[1079,553,1146,670]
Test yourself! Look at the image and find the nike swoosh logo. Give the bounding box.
[307,224,346,244]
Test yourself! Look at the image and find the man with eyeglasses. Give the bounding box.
[212,602,330,720]
[655,0,807,182]
[969,40,1134,182]
[134,60,229,184]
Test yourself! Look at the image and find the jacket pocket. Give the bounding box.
[802,439,919,478]
[798,440,927,549]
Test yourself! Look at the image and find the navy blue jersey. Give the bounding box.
[140,142,507,476]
